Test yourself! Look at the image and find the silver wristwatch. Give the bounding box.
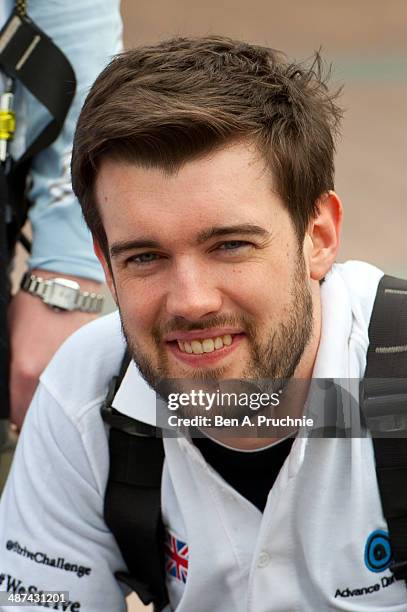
[21,272,104,313]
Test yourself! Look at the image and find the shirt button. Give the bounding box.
[257,551,270,568]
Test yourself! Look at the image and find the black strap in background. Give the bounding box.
[362,274,407,582]
[0,7,76,419]
[0,8,76,166]
[102,350,169,611]
[0,6,77,247]
[0,165,10,418]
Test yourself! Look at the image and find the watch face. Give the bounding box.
[44,279,79,310]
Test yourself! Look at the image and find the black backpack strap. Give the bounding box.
[0,5,77,419]
[361,274,407,582]
[0,8,76,165]
[0,4,77,252]
[0,166,11,419]
[101,349,169,611]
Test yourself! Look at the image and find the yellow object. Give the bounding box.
[0,110,16,141]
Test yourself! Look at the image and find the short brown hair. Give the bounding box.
[71,36,342,257]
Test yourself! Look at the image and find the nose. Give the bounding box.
[165,259,223,321]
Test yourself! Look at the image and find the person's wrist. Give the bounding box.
[29,268,103,293]
[21,269,105,313]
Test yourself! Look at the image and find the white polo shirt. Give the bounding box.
[1,261,406,611]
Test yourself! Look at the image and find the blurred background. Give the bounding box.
[120,1,407,608]
[121,0,407,278]
[13,0,407,288]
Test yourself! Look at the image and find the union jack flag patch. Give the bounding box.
[164,530,189,583]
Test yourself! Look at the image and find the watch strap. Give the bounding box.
[21,272,104,313]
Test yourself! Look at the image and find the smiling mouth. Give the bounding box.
[165,332,245,360]
[176,334,234,354]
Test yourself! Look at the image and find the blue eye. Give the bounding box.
[130,252,160,264]
[218,240,250,250]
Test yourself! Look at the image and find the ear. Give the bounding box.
[305,191,343,281]
[93,239,117,303]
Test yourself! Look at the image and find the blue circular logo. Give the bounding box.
[364,530,392,573]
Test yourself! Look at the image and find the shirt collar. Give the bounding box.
[312,265,353,379]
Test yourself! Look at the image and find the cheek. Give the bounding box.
[115,277,164,333]
[223,260,292,318]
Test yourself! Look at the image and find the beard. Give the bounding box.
[120,252,314,420]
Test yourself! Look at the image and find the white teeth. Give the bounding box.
[214,337,223,349]
[176,334,236,354]
[191,340,204,354]
[184,341,193,353]
[202,339,215,353]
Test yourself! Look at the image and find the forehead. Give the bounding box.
[95,142,288,243]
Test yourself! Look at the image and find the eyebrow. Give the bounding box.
[110,239,160,259]
[196,224,270,244]
[110,224,270,258]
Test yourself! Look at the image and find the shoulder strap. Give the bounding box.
[0,5,77,419]
[0,7,76,165]
[0,6,77,249]
[101,349,169,611]
[0,167,10,419]
[361,274,407,582]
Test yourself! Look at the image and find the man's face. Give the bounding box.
[95,142,315,393]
